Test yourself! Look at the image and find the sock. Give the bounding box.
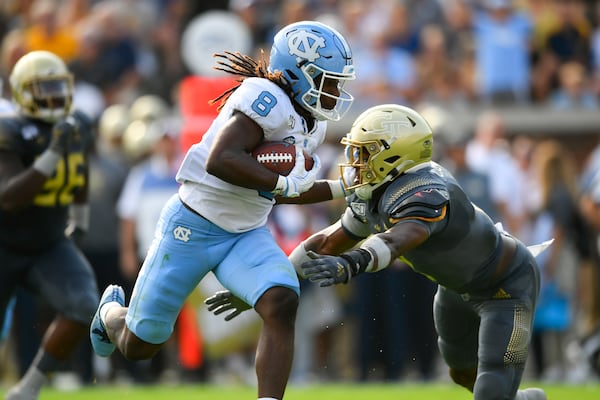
[99,301,121,324]
[8,366,46,399]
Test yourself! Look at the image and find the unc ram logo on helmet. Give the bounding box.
[268,21,355,122]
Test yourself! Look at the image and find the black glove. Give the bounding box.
[49,117,77,153]
[204,290,251,321]
[301,251,352,287]
[300,249,372,287]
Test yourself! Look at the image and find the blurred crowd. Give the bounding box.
[1,0,600,392]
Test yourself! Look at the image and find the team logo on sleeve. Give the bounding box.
[288,30,326,62]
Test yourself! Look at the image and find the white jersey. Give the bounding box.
[176,77,327,233]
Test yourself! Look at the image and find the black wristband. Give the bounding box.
[339,248,372,277]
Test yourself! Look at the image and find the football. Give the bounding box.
[252,141,314,176]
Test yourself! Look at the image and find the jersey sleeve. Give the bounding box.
[340,207,371,240]
[0,119,24,154]
[226,78,291,139]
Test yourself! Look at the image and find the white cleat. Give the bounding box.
[516,388,547,400]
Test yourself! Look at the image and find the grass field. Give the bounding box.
[4,382,599,399]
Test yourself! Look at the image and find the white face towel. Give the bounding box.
[527,239,555,258]
[494,221,555,258]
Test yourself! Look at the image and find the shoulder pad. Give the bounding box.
[389,188,449,222]
[380,171,449,222]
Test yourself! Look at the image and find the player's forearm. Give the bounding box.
[289,220,359,278]
[0,168,48,211]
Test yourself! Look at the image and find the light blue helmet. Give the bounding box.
[269,21,355,121]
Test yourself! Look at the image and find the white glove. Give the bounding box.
[273,151,321,197]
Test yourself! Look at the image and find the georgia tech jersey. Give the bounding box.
[342,161,501,293]
[0,110,93,253]
[177,77,327,233]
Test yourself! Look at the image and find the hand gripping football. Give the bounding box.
[252,141,314,176]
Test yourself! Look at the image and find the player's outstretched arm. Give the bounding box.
[301,221,430,287]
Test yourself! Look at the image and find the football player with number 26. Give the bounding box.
[90,21,355,400]
[0,50,98,400]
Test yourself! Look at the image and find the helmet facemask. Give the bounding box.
[19,76,73,122]
[299,63,354,121]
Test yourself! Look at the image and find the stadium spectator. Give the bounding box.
[549,61,599,110]
[441,133,498,222]
[466,111,526,237]
[472,0,533,104]
[528,140,582,381]
[414,23,470,109]
[23,0,79,63]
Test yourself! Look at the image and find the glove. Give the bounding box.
[49,116,78,153]
[301,249,372,287]
[204,290,251,321]
[274,151,321,198]
[301,251,352,287]
[65,225,86,247]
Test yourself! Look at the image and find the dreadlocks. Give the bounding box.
[210,50,292,111]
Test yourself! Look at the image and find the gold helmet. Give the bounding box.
[340,104,433,200]
[128,94,170,123]
[9,50,73,122]
[98,103,129,143]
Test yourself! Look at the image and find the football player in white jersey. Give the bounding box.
[90,21,355,400]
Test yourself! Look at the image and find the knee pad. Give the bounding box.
[449,367,476,392]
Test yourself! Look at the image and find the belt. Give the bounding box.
[492,234,517,282]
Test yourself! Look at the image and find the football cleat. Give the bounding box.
[516,388,547,400]
[90,284,125,357]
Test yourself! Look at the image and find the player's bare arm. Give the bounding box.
[299,221,430,287]
[206,110,278,191]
